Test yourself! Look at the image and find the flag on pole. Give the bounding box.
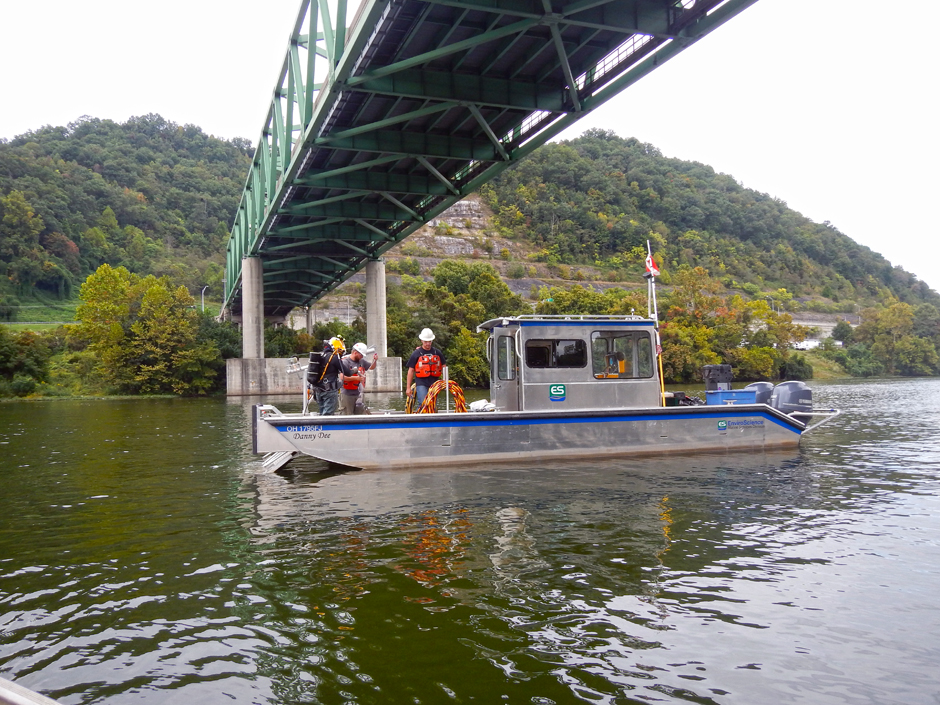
[645,254,660,277]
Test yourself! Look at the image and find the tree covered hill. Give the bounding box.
[1,118,936,319]
[0,114,251,309]
[480,129,937,309]
[3,118,940,396]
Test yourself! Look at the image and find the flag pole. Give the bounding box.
[645,241,666,407]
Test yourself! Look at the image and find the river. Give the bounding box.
[2,378,939,704]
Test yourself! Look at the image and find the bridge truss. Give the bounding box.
[223,0,758,318]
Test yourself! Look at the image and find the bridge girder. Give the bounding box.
[224,0,760,318]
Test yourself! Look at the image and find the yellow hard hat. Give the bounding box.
[329,336,346,352]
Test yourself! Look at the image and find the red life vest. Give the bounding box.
[415,353,442,378]
[342,375,361,391]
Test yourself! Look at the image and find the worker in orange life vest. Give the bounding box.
[339,342,373,415]
[405,328,447,411]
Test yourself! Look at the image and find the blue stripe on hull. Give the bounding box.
[273,406,802,436]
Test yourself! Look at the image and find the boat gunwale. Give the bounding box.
[261,403,807,433]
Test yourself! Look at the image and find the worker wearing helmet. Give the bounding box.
[339,342,375,415]
[406,328,447,411]
[313,336,345,415]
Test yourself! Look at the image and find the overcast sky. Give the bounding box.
[2,0,937,292]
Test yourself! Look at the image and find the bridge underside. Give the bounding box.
[224,0,758,319]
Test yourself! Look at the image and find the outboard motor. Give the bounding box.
[771,381,813,421]
[744,381,774,405]
[702,364,733,391]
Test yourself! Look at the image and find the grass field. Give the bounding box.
[3,322,74,332]
[3,291,78,325]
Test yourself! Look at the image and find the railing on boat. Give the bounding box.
[0,676,63,705]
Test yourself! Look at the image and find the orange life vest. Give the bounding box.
[415,353,442,378]
[342,374,361,391]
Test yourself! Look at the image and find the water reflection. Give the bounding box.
[2,381,940,704]
[240,450,832,703]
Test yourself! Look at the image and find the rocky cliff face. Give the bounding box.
[428,197,490,231]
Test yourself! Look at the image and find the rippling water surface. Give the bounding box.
[2,380,940,704]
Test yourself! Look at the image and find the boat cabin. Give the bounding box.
[478,315,662,412]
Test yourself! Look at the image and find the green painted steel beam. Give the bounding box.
[288,171,443,196]
[294,155,405,185]
[278,200,418,220]
[423,0,683,39]
[322,130,500,161]
[347,70,561,111]
[345,17,542,87]
[269,217,346,234]
[224,0,763,317]
[268,226,382,241]
[313,102,458,142]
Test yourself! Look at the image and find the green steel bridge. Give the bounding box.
[223,0,758,319]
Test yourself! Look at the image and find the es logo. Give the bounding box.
[549,384,566,402]
[717,420,728,431]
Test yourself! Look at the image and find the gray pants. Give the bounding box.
[339,393,369,415]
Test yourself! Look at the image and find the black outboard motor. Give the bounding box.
[702,364,733,391]
[744,381,774,405]
[771,381,813,421]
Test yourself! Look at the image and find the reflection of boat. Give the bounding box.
[253,313,839,471]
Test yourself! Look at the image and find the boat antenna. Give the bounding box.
[643,241,666,406]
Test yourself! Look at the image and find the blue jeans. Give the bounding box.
[315,387,339,416]
[414,383,432,410]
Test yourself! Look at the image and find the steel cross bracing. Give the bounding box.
[224,0,759,318]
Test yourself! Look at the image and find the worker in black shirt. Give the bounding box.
[314,337,345,416]
[405,328,447,411]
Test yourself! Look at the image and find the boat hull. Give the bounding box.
[255,404,805,470]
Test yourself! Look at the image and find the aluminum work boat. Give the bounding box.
[253,313,839,471]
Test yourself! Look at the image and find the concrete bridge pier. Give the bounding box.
[227,256,275,395]
[366,259,388,357]
[227,256,402,396]
[365,258,402,393]
[241,256,264,359]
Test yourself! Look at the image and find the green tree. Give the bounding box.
[0,295,20,321]
[126,283,220,394]
[466,269,526,320]
[73,264,219,394]
[659,320,720,383]
[831,320,854,343]
[857,302,914,374]
[894,336,939,376]
[0,326,51,393]
[0,191,43,262]
[445,328,490,388]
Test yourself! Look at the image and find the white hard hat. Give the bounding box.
[419,328,435,341]
[353,342,368,355]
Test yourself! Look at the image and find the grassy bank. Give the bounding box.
[802,351,851,380]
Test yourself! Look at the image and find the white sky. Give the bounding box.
[2,0,938,292]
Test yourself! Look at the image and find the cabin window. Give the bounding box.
[496,335,516,380]
[524,339,587,368]
[591,332,654,379]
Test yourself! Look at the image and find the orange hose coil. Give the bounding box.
[406,380,468,413]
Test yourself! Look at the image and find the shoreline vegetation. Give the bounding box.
[0,258,923,401]
[0,347,859,403]
[2,119,939,399]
